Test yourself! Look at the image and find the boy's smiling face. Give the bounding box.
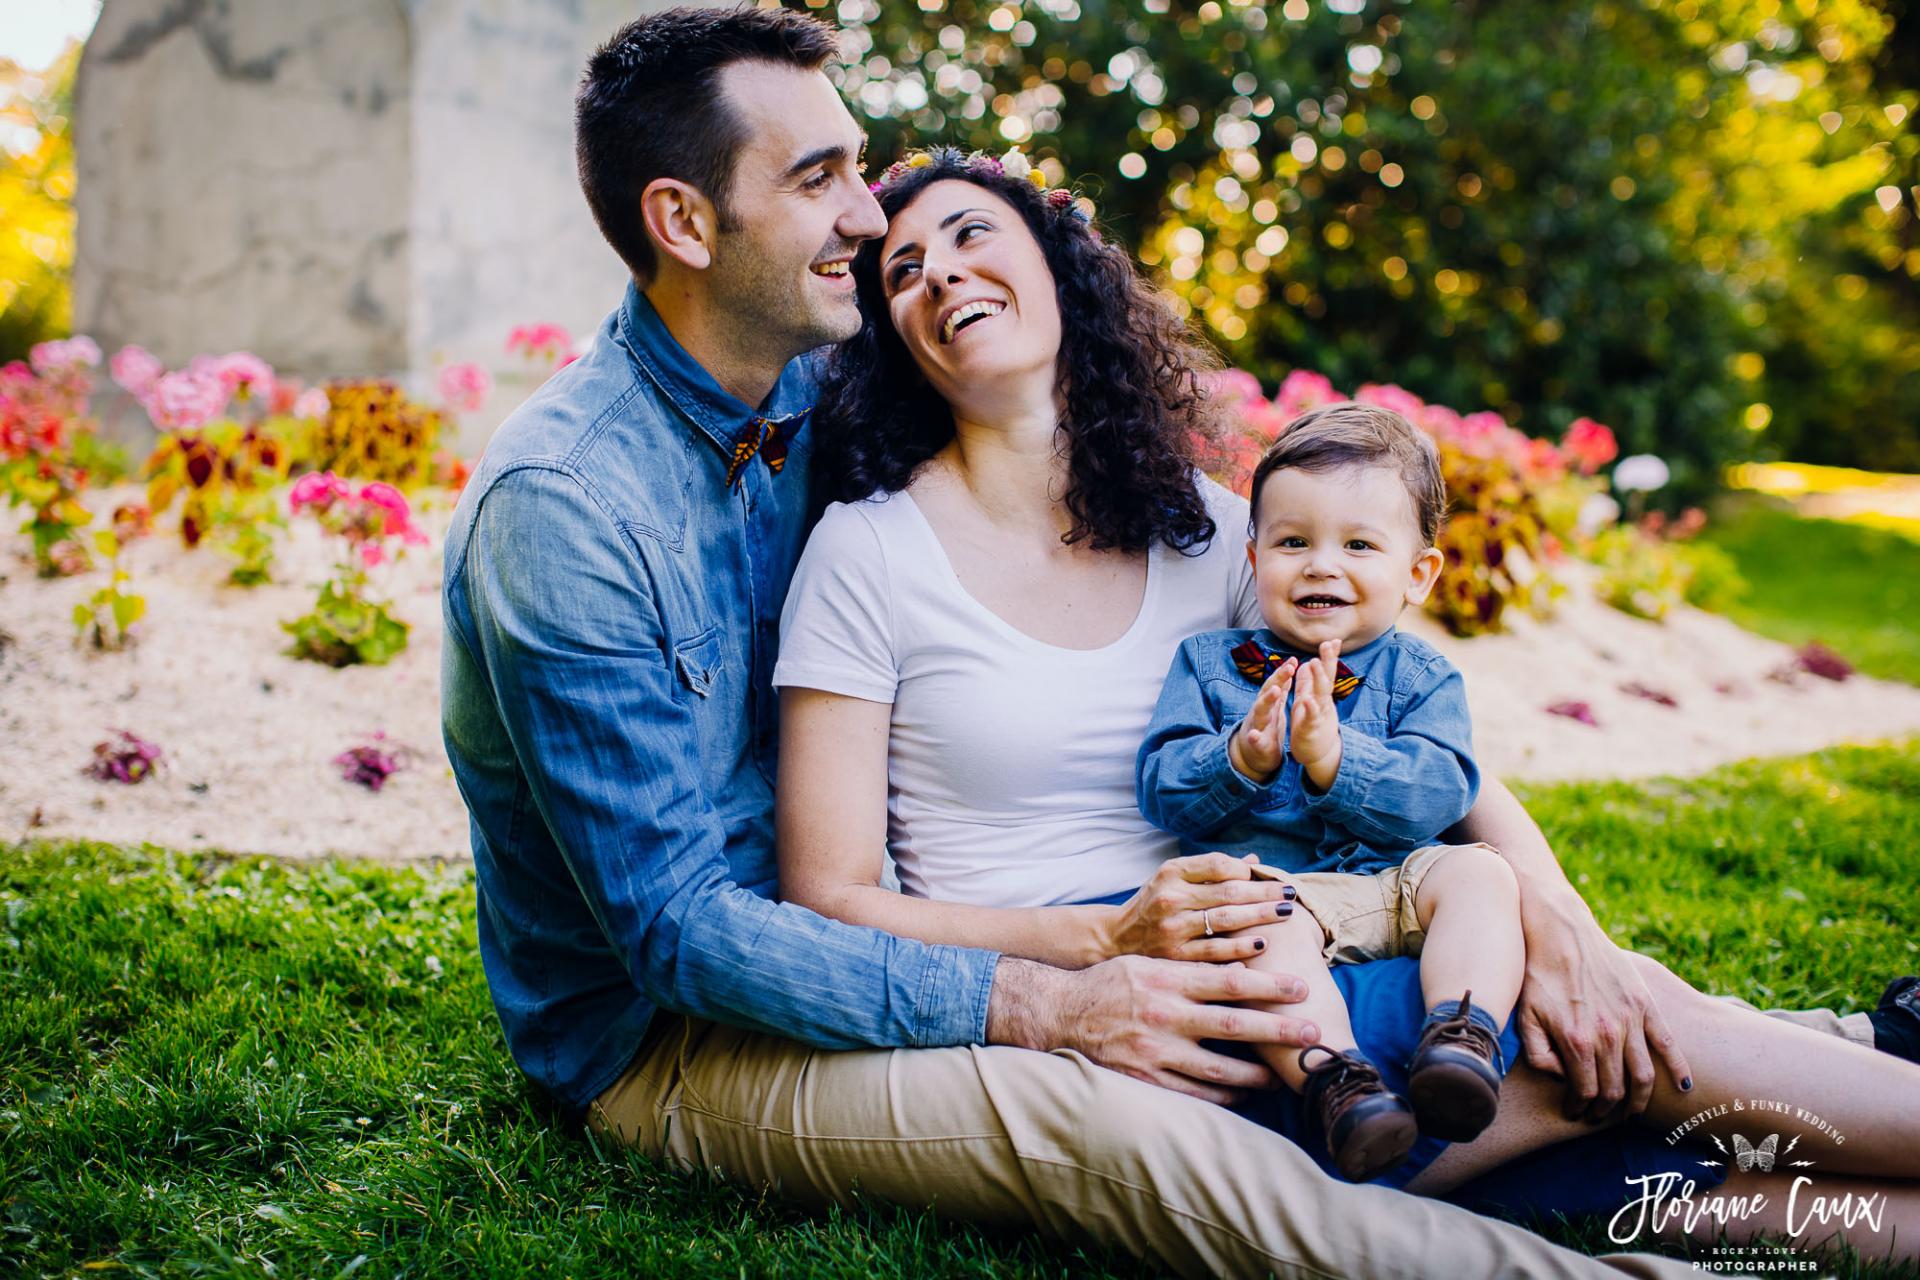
[1248,463,1445,653]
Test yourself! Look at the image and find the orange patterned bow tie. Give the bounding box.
[1230,638,1362,700]
[726,412,807,488]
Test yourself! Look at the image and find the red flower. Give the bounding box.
[1561,418,1619,475]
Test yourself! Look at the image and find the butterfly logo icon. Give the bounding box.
[1733,1133,1779,1172]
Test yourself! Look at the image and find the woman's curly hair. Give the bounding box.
[812,149,1223,554]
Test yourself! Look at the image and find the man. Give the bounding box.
[442,7,1907,1275]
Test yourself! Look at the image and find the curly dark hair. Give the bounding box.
[811,149,1223,554]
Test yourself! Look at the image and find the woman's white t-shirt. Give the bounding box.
[772,478,1261,908]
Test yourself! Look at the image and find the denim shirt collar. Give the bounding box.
[616,281,813,459]
[1252,625,1397,667]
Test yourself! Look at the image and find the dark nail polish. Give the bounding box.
[1275,903,1293,917]
[1253,938,1266,951]
[1680,1077,1693,1092]
[1282,886,1298,901]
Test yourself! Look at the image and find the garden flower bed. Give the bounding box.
[7,338,1920,862]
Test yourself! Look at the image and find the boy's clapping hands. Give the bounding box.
[1288,639,1344,792]
[1227,640,1345,791]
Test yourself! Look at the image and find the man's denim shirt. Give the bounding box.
[442,284,998,1111]
[1135,626,1480,876]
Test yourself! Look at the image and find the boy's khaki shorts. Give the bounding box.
[1284,841,1496,965]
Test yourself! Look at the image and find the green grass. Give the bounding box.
[6,741,1920,1278]
[1699,497,1920,684]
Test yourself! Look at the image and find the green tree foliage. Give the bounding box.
[815,0,1917,487]
[0,42,78,364]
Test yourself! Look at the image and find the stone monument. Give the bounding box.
[73,0,697,444]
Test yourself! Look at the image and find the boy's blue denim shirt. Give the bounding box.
[1135,626,1479,875]
[441,283,998,1112]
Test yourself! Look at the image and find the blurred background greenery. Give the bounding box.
[3,3,1915,496]
[808,0,1917,496]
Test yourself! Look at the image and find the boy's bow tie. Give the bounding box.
[1230,638,1363,700]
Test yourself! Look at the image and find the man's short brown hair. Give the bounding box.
[1247,402,1448,546]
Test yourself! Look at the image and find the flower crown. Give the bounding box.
[869,146,1094,223]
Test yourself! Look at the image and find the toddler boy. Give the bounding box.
[1138,402,1523,1182]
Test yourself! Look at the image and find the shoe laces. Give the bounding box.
[1422,990,1506,1073]
[1299,1046,1388,1112]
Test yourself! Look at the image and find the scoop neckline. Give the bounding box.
[893,489,1159,656]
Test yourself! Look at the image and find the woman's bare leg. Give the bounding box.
[1619,954,1920,1177]
[1410,952,1920,1196]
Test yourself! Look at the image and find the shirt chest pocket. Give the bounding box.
[673,628,725,698]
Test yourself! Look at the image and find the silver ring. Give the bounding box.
[1202,908,1215,938]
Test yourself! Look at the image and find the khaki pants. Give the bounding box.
[591,1014,1705,1279]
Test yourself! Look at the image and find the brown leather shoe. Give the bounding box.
[1407,991,1504,1143]
[1299,1046,1418,1182]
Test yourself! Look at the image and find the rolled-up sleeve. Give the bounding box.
[1136,639,1267,836]
[460,466,997,1049]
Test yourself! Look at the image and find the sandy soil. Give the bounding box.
[4,484,1918,863]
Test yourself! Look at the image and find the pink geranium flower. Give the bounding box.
[110,345,166,398]
[1275,370,1341,423]
[506,323,575,363]
[192,351,276,401]
[1561,418,1619,475]
[1355,382,1426,419]
[292,387,331,420]
[1204,369,1265,405]
[289,469,352,515]
[437,361,492,413]
[355,481,426,544]
[31,336,102,374]
[145,369,230,430]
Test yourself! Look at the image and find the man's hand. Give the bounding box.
[1515,889,1695,1121]
[1228,659,1296,782]
[1289,640,1343,792]
[987,955,1317,1105]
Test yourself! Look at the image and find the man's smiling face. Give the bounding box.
[704,61,885,357]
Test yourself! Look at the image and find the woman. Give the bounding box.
[772,147,1920,1258]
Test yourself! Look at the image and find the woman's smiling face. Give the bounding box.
[877,179,1062,406]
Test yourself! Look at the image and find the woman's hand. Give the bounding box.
[1228,660,1295,782]
[1100,852,1297,963]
